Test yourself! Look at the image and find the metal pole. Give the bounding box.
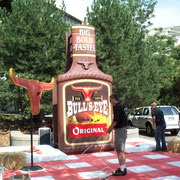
[30,113,33,168]
[21,113,43,171]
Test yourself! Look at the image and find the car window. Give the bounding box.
[135,108,143,115]
[143,108,149,115]
[172,107,180,114]
[160,107,179,115]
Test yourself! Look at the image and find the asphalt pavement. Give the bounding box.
[139,130,180,141]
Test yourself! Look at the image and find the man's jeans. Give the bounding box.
[155,124,167,150]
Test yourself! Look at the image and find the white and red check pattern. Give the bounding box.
[3,150,180,180]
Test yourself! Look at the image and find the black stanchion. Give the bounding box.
[21,114,44,171]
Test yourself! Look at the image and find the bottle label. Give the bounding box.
[63,79,112,145]
[72,26,96,56]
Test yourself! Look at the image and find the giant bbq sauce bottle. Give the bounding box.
[53,25,113,154]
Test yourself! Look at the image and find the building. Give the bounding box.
[64,12,82,25]
[149,25,180,46]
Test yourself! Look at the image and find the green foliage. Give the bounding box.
[0,0,69,119]
[145,29,177,104]
[159,44,180,106]
[87,0,178,109]
[87,0,158,108]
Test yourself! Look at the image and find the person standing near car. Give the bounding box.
[106,94,128,176]
[151,102,167,151]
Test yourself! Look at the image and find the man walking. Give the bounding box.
[106,94,128,176]
[151,102,167,151]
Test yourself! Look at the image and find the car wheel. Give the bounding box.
[146,124,154,137]
[170,129,179,136]
[128,120,133,127]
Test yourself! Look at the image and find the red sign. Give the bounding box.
[69,124,107,138]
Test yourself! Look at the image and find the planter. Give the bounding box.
[10,127,139,147]
[10,131,39,146]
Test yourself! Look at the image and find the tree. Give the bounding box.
[86,0,161,109]
[0,0,69,118]
[159,44,180,107]
[0,0,13,12]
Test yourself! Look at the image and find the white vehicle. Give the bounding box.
[128,106,180,136]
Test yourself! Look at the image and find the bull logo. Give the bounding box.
[9,68,54,115]
[77,59,93,70]
[71,84,103,101]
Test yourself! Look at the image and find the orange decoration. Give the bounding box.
[9,68,54,115]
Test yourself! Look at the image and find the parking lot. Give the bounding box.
[139,129,180,141]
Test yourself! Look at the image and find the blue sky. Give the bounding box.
[151,0,180,28]
[56,0,180,29]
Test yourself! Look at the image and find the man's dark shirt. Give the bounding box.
[152,107,166,126]
[113,102,128,128]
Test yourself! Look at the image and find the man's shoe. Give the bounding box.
[153,149,162,152]
[162,148,168,152]
[112,168,127,176]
